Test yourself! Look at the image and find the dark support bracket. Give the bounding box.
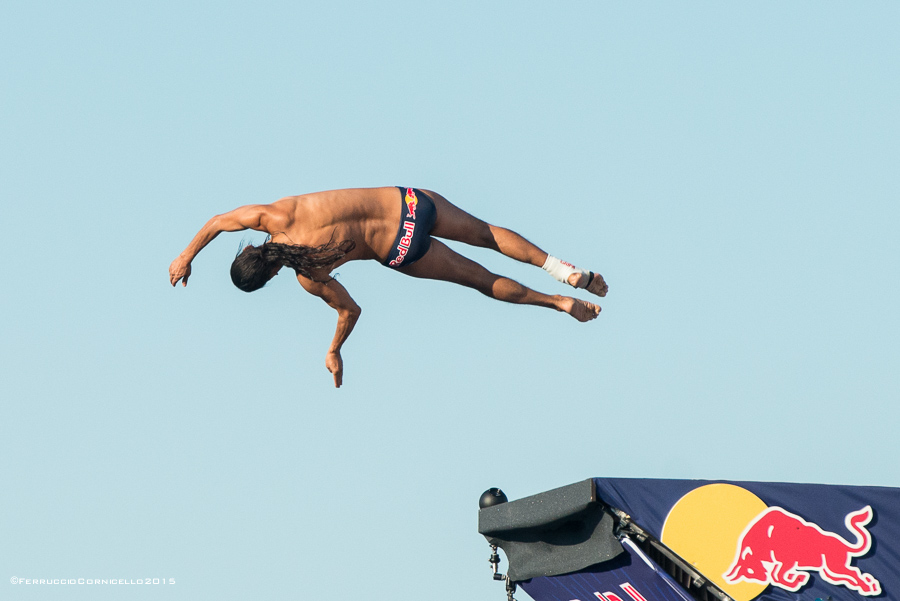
[486,544,517,600]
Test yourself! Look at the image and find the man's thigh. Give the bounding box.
[423,190,493,247]
[398,239,497,293]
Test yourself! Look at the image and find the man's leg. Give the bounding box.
[398,240,600,322]
[423,189,608,296]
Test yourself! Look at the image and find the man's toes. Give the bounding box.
[571,299,600,322]
[586,273,608,297]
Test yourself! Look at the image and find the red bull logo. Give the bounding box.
[660,483,883,601]
[405,188,418,219]
[724,505,881,596]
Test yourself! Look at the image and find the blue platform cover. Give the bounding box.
[521,538,694,601]
[593,478,900,601]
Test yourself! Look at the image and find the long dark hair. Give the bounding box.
[230,238,356,292]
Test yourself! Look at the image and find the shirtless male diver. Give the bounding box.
[169,187,608,387]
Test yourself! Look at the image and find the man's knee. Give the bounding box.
[474,223,503,249]
[450,262,500,295]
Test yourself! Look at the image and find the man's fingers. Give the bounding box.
[326,353,343,387]
[182,275,189,286]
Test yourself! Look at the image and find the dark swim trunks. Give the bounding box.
[383,187,437,268]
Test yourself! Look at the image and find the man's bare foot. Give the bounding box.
[567,271,608,298]
[558,296,601,322]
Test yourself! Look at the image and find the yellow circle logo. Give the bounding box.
[660,484,768,601]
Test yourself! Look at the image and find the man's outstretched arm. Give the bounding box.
[169,204,276,287]
[295,274,361,388]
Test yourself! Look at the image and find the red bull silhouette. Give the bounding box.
[723,505,881,596]
[405,188,418,219]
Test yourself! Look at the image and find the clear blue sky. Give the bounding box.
[2,1,898,600]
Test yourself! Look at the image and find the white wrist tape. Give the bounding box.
[542,255,584,285]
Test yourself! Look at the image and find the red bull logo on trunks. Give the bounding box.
[659,483,883,601]
[405,188,418,219]
[388,221,416,267]
[724,505,881,596]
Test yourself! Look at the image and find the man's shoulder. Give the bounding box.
[259,197,298,229]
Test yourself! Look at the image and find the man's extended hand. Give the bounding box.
[169,256,192,287]
[325,351,343,388]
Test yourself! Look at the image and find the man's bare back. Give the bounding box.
[170,186,608,387]
[263,188,402,267]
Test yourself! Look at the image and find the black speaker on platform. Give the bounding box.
[479,488,509,509]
